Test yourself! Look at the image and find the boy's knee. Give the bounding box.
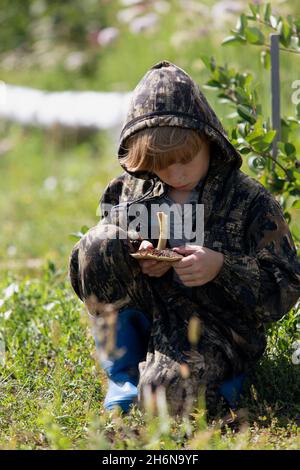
[68,224,127,299]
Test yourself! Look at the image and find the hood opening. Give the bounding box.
[118,60,242,181]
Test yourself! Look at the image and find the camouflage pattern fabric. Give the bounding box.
[117,60,243,179]
[69,223,245,416]
[68,60,300,416]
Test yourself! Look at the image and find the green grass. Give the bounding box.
[0,266,299,449]
[0,123,122,271]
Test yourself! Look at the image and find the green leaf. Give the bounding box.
[295,19,300,34]
[246,127,265,143]
[239,146,252,154]
[222,35,246,46]
[261,130,277,144]
[277,141,296,156]
[275,166,286,180]
[263,3,271,23]
[237,122,248,137]
[242,73,254,94]
[261,49,270,70]
[47,260,57,274]
[245,27,265,45]
[69,226,89,241]
[237,105,257,124]
[284,143,296,156]
[80,225,89,234]
[204,80,221,89]
[278,18,292,48]
[288,117,300,124]
[293,170,300,182]
[231,128,238,140]
[69,232,84,240]
[235,14,248,34]
[235,86,251,105]
[200,55,210,70]
[200,55,215,71]
[248,155,266,172]
[249,3,260,19]
[252,115,265,131]
[283,211,292,224]
[246,129,276,152]
[213,67,229,84]
[251,140,272,152]
[226,111,239,119]
[270,15,278,29]
[219,96,233,104]
[292,200,300,208]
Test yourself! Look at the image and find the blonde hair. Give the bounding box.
[119,126,208,173]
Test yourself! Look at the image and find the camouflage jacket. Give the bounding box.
[97,60,300,346]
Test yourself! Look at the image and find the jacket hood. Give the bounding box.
[118,60,242,180]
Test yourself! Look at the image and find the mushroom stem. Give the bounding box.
[157,211,168,250]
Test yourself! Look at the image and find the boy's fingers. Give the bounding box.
[142,260,158,267]
[174,257,194,269]
[139,240,154,250]
[147,268,170,277]
[142,261,170,276]
[139,260,158,273]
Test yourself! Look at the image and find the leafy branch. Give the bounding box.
[222,2,300,60]
[200,3,300,248]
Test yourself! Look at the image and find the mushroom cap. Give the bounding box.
[130,248,184,262]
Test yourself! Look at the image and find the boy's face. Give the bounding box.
[153,139,210,191]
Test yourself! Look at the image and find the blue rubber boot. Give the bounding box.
[219,373,246,410]
[93,307,151,413]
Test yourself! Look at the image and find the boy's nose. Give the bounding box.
[167,167,184,182]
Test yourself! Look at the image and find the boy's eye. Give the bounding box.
[181,154,195,163]
[182,157,191,163]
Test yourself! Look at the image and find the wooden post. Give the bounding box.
[270,34,281,170]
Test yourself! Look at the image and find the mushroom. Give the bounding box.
[130,211,184,262]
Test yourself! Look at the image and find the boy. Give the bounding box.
[69,60,300,417]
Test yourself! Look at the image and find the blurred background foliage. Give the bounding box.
[0,0,299,273]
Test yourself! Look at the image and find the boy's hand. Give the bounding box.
[172,245,224,287]
[137,240,172,278]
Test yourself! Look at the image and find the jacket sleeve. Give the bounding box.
[68,174,129,302]
[212,189,300,323]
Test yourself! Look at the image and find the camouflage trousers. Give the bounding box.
[69,223,246,416]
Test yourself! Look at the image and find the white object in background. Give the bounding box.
[0,84,132,130]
